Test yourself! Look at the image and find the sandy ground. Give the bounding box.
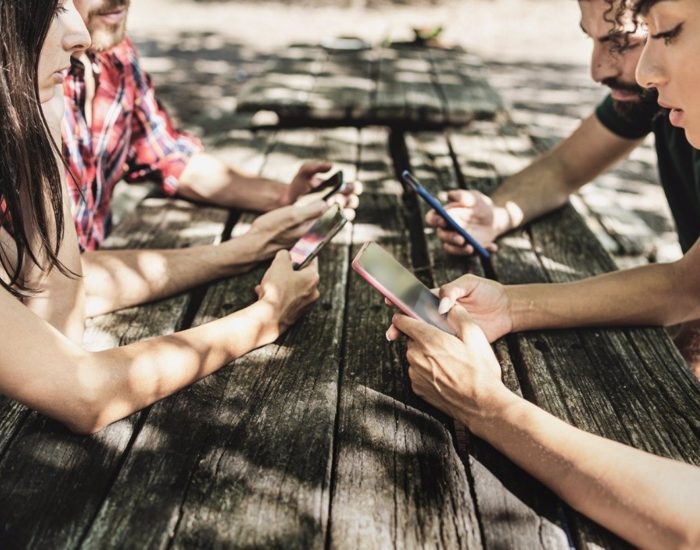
[123,0,681,264]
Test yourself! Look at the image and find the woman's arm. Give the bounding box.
[432,240,700,343]
[393,309,700,550]
[0,251,319,434]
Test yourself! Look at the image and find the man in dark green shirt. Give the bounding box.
[424,0,700,377]
[596,95,700,253]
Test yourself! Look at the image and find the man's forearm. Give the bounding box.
[177,153,286,212]
[467,393,700,550]
[490,150,574,233]
[82,232,268,317]
[491,115,641,235]
[507,261,690,332]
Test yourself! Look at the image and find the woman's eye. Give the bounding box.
[653,23,684,45]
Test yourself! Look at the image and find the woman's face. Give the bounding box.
[37,0,90,103]
[636,0,700,147]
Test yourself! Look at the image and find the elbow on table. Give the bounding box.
[52,356,124,435]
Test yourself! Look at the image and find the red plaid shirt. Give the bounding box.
[62,37,203,251]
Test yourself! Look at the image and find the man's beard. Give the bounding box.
[603,77,660,120]
[86,0,130,52]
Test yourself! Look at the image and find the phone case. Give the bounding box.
[351,242,455,334]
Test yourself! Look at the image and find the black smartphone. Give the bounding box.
[290,204,349,270]
[296,171,345,205]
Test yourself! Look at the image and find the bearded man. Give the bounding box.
[425,0,700,376]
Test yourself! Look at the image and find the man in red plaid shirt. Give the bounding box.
[65,0,357,317]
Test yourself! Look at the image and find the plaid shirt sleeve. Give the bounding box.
[123,40,203,196]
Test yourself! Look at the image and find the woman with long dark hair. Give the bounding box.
[0,0,321,434]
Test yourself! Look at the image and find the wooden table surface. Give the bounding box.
[1,47,699,549]
[0,123,698,549]
[235,45,504,128]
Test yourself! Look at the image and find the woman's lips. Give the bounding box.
[659,100,685,127]
[669,108,685,127]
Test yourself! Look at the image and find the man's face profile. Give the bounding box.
[75,0,132,52]
[578,0,657,117]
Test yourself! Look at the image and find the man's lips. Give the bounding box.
[609,88,640,102]
[96,8,126,24]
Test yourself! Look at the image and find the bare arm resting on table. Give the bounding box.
[0,251,319,434]
[391,308,700,550]
[424,238,700,344]
[426,114,643,254]
[176,152,339,212]
[81,200,328,317]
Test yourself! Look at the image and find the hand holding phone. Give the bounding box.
[401,170,491,260]
[290,204,348,270]
[352,242,456,335]
[296,171,345,206]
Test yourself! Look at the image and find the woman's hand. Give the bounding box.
[391,305,511,430]
[437,274,513,342]
[248,200,329,257]
[385,274,512,344]
[255,250,321,336]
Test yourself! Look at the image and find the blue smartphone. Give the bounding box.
[401,170,491,260]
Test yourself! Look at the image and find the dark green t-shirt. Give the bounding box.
[596,94,700,253]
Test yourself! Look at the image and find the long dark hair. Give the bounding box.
[0,0,71,297]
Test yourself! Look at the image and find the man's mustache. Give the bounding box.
[602,77,645,95]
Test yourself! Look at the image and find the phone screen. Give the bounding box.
[352,243,455,334]
[290,205,347,269]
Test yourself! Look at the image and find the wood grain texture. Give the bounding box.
[448,123,700,549]
[328,127,481,549]
[236,45,503,127]
[407,131,573,549]
[0,130,254,548]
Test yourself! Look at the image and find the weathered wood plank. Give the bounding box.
[236,46,323,118]
[0,132,267,548]
[307,50,375,120]
[328,127,481,549]
[79,128,356,548]
[449,124,700,549]
[237,45,499,127]
[171,128,356,548]
[429,49,504,125]
[407,131,573,549]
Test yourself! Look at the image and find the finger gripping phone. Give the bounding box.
[295,171,345,206]
[351,242,456,335]
[318,171,345,200]
[290,204,348,270]
[401,170,491,260]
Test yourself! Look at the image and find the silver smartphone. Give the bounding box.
[352,242,455,334]
[290,204,348,270]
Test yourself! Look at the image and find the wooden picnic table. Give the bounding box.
[1,47,699,550]
[235,44,505,127]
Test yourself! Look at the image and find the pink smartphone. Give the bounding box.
[290,204,348,270]
[351,242,456,335]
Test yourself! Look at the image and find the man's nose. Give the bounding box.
[590,43,620,83]
[64,7,92,55]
